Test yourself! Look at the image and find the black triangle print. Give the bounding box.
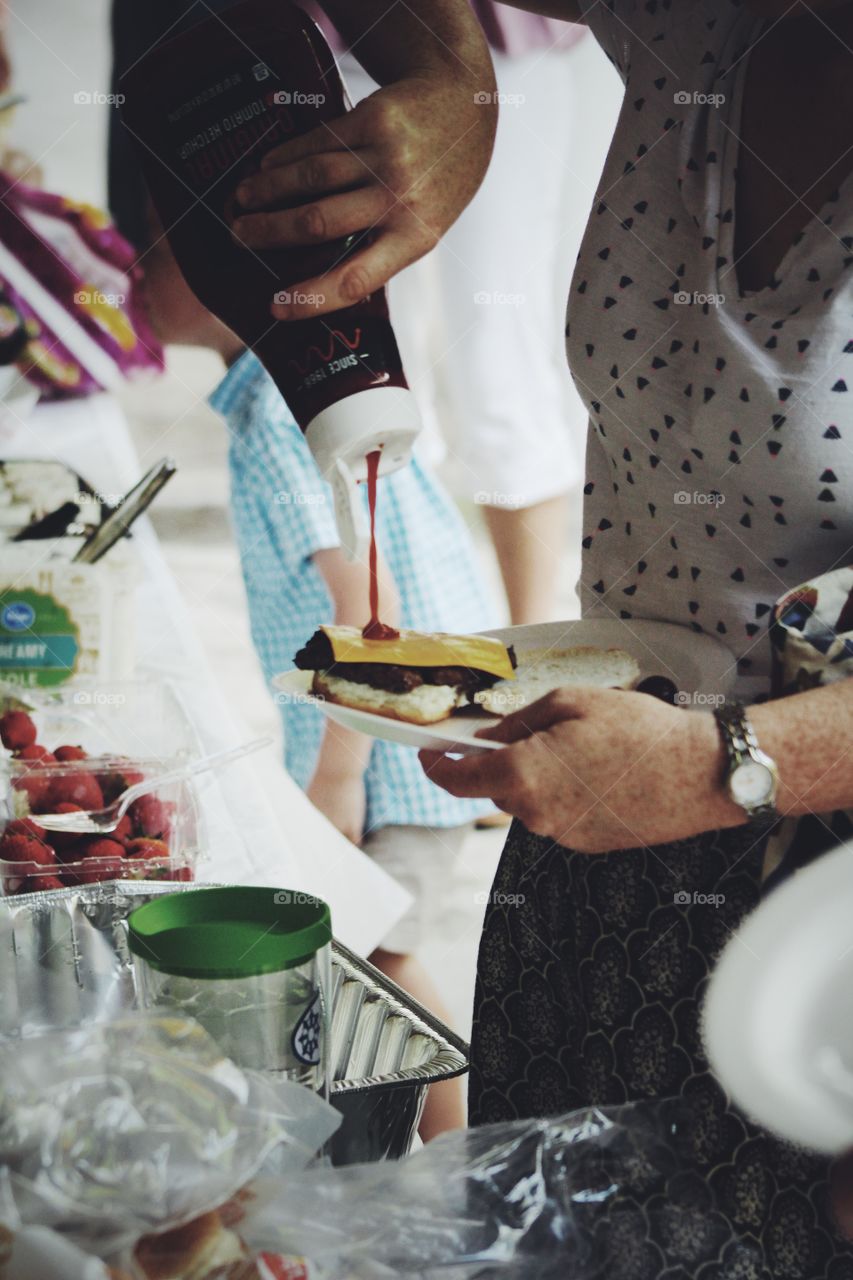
[688,601,700,615]
[824,425,841,438]
[634,201,648,213]
[581,535,593,549]
[598,247,611,260]
[623,328,638,340]
[667,565,679,578]
[705,524,716,537]
[731,567,745,582]
[820,519,837,530]
[778,388,792,402]
[767,441,783,456]
[739,388,750,402]
[667,217,677,233]
[623,584,637,596]
[604,297,617,309]
[637,377,650,390]
[818,488,836,502]
[653,297,670,309]
[619,276,634,288]
[592,580,605,594]
[832,380,848,392]
[651,357,668,370]
[729,430,741,444]
[820,469,838,483]
[690,567,701,580]
[583,481,595,495]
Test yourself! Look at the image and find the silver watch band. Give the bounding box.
[714,700,779,824]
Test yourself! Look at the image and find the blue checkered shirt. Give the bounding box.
[211,352,497,833]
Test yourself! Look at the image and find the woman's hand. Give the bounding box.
[233,75,497,320]
[420,688,745,852]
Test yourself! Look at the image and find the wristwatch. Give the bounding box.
[713,701,779,824]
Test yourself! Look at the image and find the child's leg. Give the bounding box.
[361,823,472,1139]
[369,946,466,1138]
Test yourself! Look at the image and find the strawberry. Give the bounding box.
[76,837,126,884]
[98,764,144,804]
[11,770,49,810]
[171,865,194,883]
[23,873,64,893]
[0,709,37,751]
[113,814,133,844]
[5,816,47,841]
[124,837,170,861]
[47,803,86,856]
[128,794,168,839]
[44,771,104,814]
[16,743,56,763]
[0,831,56,868]
[54,744,88,762]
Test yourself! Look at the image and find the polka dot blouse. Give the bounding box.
[569,0,852,690]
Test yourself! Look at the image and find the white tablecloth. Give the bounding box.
[0,391,410,954]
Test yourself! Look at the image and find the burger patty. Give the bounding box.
[293,630,516,697]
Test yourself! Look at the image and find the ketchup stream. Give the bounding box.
[362,450,400,641]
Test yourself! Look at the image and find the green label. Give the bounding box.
[0,587,80,687]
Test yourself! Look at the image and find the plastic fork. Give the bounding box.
[30,737,272,835]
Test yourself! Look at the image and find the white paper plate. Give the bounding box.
[273,618,735,755]
[704,839,853,1154]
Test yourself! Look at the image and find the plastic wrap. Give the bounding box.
[0,1014,339,1255]
[231,1103,761,1279]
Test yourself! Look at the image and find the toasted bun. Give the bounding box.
[313,673,461,725]
[474,645,640,715]
[133,1212,246,1280]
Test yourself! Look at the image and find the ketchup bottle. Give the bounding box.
[119,0,420,557]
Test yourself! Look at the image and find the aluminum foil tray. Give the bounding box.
[0,881,468,1164]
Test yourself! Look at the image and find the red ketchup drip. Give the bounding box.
[362,450,399,641]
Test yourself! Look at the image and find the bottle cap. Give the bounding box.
[128,885,332,978]
[305,386,421,560]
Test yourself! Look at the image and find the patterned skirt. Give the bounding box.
[468,822,853,1279]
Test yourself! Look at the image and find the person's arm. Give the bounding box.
[419,680,853,853]
[232,0,498,319]
[306,545,400,843]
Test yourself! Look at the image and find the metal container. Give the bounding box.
[0,881,468,1164]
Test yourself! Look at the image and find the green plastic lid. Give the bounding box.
[127,886,332,979]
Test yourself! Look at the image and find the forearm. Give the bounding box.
[688,681,853,832]
[317,0,497,89]
[751,682,853,817]
[311,718,371,781]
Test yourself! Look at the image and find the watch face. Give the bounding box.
[731,760,775,808]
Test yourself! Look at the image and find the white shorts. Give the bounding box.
[361,823,472,954]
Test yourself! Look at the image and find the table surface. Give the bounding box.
[0,389,410,954]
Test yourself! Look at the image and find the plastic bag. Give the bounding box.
[230,1102,761,1279]
[0,1013,339,1255]
[0,1170,113,1280]
[0,173,163,399]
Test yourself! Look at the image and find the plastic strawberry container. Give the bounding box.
[0,758,200,896]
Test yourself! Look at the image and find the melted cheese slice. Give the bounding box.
[321,625,515,680]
